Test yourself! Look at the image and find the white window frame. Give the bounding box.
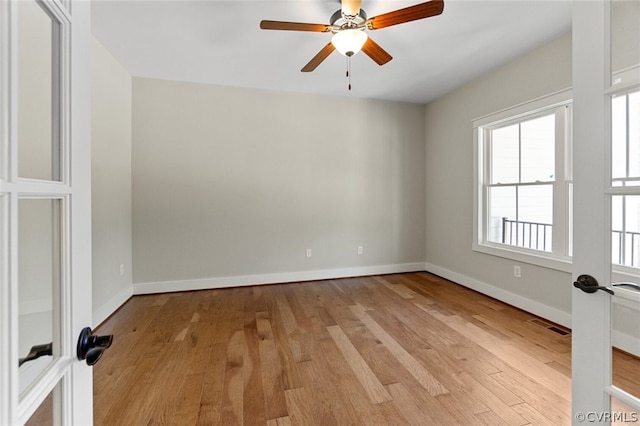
[610,86,640,280]
[473,88,573,272]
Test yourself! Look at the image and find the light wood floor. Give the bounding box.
[93,272,640,425]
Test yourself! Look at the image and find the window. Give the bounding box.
[473,90,572,270]
[611,89,640,269]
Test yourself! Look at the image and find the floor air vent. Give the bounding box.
[548,326,570,336]
[529,318,571,335]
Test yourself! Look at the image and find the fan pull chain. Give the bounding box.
[346,55,352,90]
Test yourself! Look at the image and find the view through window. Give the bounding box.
[475,89,639,273]
[612,90,640,268]
[487,113,556,252]
[475,97,572,265]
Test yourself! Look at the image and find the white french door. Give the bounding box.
[0,0,93,424]
[572,1,640,424]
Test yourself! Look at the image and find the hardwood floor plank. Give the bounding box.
[474,409,513,426]
[220,330,244,425]
[453,371,528,425]
[93,365,137,425]
[490,370,571,425]
[195,342,227,425]
[316,335,392,424]
[511,401,566,426]
[341,323,409,386]
[387,382,452,425]
[296,356,355,423]
[282,386,327,426]
[241,301,266,425]
[374,275,419,299]
[326,325,392,404]
[350,304,449,396]
[171,372,206,425]
[256,311,289,420]
[266,415,292,426]
[434,392,489,425]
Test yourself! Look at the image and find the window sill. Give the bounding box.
[473,242,640,280]
[613,265,640,283]
[473,242,572,273]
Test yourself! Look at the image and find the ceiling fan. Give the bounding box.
[259,0,444,73]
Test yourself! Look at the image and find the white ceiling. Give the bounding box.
[91,0,572,104]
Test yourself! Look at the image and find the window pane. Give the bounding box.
[521,114,555,183]
[19,199,61,394]
[487,186,516,244]
[613,90,640,184]
[613,195,624,232]
[626,195,640,233]
[518,185,553,252]
[629,91,640,178]
[612,95,627,179]
[490,124,519,184]
[611,0,640,77]
[519,185,553,224]
[624,195,639,267]
[18,0,61,181]
[612,195,640,268]
[612,195,624,265]
[24,380,62,426]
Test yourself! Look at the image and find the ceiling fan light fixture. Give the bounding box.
[331,29,368,56]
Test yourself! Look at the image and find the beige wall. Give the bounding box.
[91,38,133,324]
[131,79,426,284]
[424,33,574,318]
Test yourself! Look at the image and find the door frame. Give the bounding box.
[572,0,640,422]
[0,0,93,424]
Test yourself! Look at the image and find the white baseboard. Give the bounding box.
[93,285,133,328]
[424,262,573,328]
[133,262,426,295]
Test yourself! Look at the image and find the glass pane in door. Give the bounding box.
[610,195,640,406]
[611,295,640,394]
[18,199,61,394]
[611,0,640,88]
[612,90,640,188]
[609,393,640,425]
[24,381,63,426]
[609,5,640,403]
[612,196,640,268]
[17,0,61,181]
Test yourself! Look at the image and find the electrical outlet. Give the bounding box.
[120,264,125,276]
[513,265,521,278]
[306,249,312,258]
[357,246,363,255]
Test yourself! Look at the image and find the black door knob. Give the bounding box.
[573,274,614,295]
[76,327,113,366]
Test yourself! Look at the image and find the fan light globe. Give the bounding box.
[331,29,368,57]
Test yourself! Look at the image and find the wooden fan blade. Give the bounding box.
[361,37,392,65]
[367,0,444,30]
[341,0,361,16]
[301,42,336,72]
[260,20,331,32]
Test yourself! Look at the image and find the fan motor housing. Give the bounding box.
[330,9,368,30]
